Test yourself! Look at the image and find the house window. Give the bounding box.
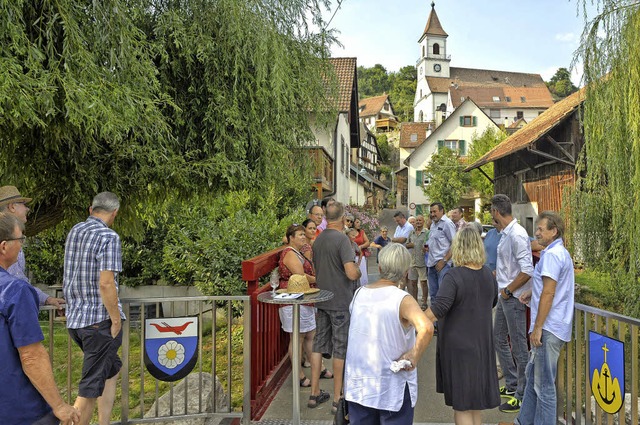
[517,111,524,120]
[490,109,500,119]
[419,111,424,122]
[521,96,526,102]
[422,46,425,58]
[433,43,440,55]
[416,170,432,187]
[504,96,511,102]
[460,116,477,127]
[492,96,500,102]
[410,133,418,142]
[438,139,467,156]
[420,89,423,98]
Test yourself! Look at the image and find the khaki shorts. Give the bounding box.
[408,266,428,281]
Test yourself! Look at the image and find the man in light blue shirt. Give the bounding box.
[492,194,534,413]
[391,211,413,244]
[426,202,456,306]
[515,211,574,425]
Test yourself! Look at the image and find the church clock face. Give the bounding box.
[433,63,441,72]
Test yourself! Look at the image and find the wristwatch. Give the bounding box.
[503,287,513,298]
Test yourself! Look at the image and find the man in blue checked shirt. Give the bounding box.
[63,192,125,425]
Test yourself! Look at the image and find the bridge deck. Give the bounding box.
[258,258,517,425]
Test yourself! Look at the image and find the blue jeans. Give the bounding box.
[516,330,565,425]
[427,263,450,306]
[494,296,528,400]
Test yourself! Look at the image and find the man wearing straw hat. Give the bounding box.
[0,185,65,308]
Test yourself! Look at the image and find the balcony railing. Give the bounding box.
[306,147,334,192]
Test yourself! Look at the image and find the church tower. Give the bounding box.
[414,2,451,122]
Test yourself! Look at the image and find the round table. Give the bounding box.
[257,289,334,425]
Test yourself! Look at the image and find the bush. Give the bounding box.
[345,204,380,240]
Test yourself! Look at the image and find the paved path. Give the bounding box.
[259,257,516,424]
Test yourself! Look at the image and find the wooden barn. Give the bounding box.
[465,88,586,236]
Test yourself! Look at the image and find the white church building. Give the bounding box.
[400,2,555,218]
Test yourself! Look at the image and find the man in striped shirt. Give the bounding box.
[63,192,125,425]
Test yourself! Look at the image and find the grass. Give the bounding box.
[574,268,621,312]
[42,313,245,423]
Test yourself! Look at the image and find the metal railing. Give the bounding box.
[557,303,639,425]
[41,295,250,425]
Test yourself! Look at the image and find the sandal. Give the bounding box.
[301,361,311,368]
[307,389,330,408]
[299,376,311,387]
[331,400,339,414]
[320,368,334,379]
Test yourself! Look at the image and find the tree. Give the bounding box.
[467,127,507,201]
[357,64,390,98]
[422,148,470,211]
[0,0,335,236]
[568,1,640,316]
[546,67,578,99]
[389,66,417,122]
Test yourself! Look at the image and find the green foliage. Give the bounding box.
[357,64,390,97]
[546,67,578,99]
[467,127,507,202]
[0,0,334,236]
[569,1,640,317]
[161,191,305,295]
[388,66,417,123]
[422,148,471,211]
[23,228,67,287]
[377,134,390,162]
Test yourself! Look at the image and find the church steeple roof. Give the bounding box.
[421,2,448,39]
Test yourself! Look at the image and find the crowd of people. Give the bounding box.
[0,184,575,425]
[275,194,575,425]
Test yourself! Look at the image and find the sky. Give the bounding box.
[324,0,598,85]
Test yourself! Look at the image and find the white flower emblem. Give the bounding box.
[157,340,185,369]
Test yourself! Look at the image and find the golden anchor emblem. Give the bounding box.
[591,343,623,414]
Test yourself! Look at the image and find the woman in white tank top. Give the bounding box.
[344,243,435,423]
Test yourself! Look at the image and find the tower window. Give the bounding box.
[492,96,500,102]
[520,96,526,102]
[422,46,425,58]
[433,43,440,55]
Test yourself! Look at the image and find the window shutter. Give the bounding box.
[459,140,466,156]
[437,140,444,152]
[473,116,477,126]
[416,170,423,186]
[459,116,464,126]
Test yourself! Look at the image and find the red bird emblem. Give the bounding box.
[149,321,194,335]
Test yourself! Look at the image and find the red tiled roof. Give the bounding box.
[465,87,586,171]
[328,58,357,112]
[425,77,451,93]
[421,3,448,39]
[450,85,554,109]
[359,94,389,117]
[508,118,527,128]
[399,122,431,148]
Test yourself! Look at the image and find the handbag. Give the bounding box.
[333,397,349,425]
[362,248,371,257]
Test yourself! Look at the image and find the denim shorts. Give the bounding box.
[69,319,123,398]
[313,309,350,359]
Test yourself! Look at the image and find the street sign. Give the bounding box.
[589,331,624,414]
